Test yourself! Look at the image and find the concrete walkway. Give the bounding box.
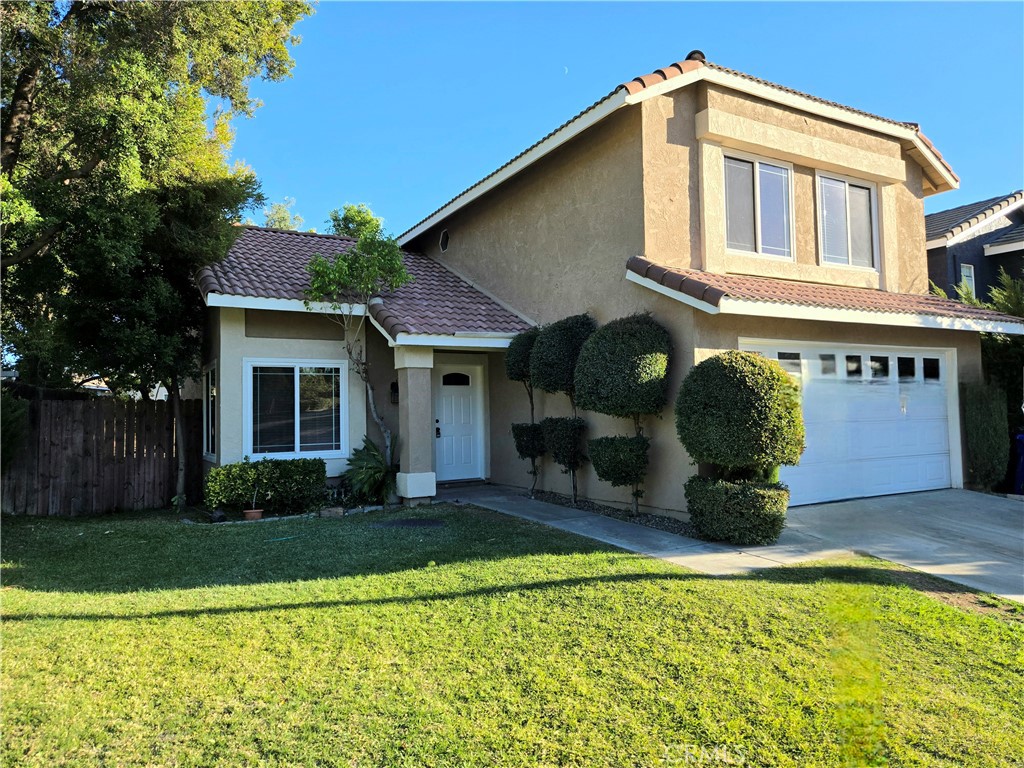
[435,484,850,576]
[436,485,1023,602]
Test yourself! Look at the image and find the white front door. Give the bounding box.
[433,365,484,482]
[741,341,959,506]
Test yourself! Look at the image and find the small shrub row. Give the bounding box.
[205,457,329,516]
[684,476,789,546]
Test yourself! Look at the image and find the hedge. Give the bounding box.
[574,314,672,418]
[540,417,586,473]
[684,476,788,545]
[530,314,597,399]
[511,423,546,460]
[505,327,541,383]
[961,382,1010,490]
[589,435,649,489]
[675,351,804,476]
[205,457,328,516]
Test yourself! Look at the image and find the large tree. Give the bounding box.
[1,1,310,501]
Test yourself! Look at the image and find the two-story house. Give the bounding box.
[197,52,1024,513]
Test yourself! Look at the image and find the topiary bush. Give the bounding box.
[541,416,586,478]
[205,457,328,517]
[961,382,1010,490]
[511,422,545,496]
[530,314,597,408]
[574,313,672,420]
[675,350,804,479]
[683,476,788,545]
[506,327,540,385]
[588,434,649,496]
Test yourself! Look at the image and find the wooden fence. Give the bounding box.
[2,399,203,516]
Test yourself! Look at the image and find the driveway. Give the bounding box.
[783,490,1024,602]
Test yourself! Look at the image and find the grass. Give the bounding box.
[2,505,1022,767]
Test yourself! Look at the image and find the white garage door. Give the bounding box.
[741,341,957,506]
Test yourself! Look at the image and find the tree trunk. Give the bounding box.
[365,378,393,466]
[168,378,186,503]
[571,468,578,505]
[1,64,39,177]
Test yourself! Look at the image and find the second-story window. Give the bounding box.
[724,155,792,259]
[818,174,878,269]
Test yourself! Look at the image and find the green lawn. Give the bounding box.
[2,505,1021,767]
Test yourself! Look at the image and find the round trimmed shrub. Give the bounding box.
[540,417,586,473]
[675,350,804,475]
[684,476,788,545]
[588,435,650,489]
[530,314,597,398]
[574,314,671,417]
[505,327,540,383]
[511,423,545,460]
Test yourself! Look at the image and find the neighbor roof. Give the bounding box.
[399,52,956,244]
[988,221,1024,248]
[627,256,1024,333]
[197,227,530,339]
[925,190,1024,241]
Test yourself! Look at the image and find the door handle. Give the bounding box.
[436,426,441,438]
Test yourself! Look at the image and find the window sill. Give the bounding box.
[725,247,794,263]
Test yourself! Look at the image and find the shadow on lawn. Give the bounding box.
[3,562,996,623]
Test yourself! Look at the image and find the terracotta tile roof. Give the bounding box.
[401,53,955,241]
[925,190,1024,241]
[627,256,1024,325]
[197,226,530,338]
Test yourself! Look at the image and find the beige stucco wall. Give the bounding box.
[640,84,931,294]
[213,307,366,477]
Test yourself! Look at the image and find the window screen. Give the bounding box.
[253,367,295,453]
[725,157,755,252]
[299,367,341,452]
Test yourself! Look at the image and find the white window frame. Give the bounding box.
[202,364,217,461]
[242,357,350,461]
[723,150,796,261]
[815,170,881,271]
[959,263,976,296]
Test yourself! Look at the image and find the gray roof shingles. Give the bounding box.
[988,221,1024,248]
[925,191,1023,241]
[198,226,530,338]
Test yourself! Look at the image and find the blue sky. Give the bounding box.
[229,2,1024,235]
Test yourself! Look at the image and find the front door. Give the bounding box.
[433,365,483,482]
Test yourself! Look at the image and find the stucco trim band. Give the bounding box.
[695,108,906,184]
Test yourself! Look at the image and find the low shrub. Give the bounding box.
[588,435,650,491]
[684,476,789,546]
[676,351,804,478]
[540,417,586,473]
[961,382,1010,490]
[344,437,398,505]
[512,423,545,460]
[205,457,328,516]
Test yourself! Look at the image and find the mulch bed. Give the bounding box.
[529,490,697,539]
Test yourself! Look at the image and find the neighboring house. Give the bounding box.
[926,190,1024,300]
[197,51,1024,512]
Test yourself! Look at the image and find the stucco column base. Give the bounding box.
[395,347,435,502]
[397,471,436,500]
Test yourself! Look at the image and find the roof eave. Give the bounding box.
[625,269,1024,335]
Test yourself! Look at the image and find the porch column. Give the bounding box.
[394,346,435,504]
